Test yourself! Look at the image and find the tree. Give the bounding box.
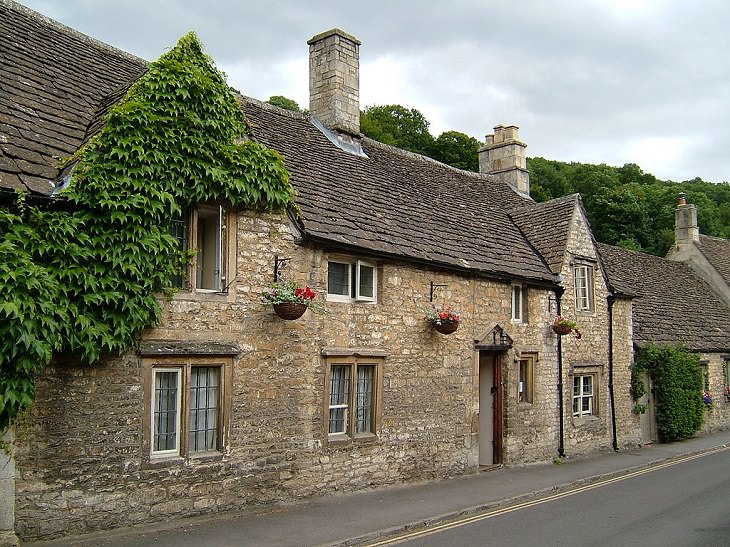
[431,131,480,172]
[360,104,435,157]
[267,95,302,112]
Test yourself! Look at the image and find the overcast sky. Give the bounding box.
[17,0,730,183]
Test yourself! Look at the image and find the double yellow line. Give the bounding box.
[365,445,729,546]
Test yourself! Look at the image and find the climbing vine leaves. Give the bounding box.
[0,33,293,431]
[633,344,705,440]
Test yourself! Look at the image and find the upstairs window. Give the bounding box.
[327,259,377,302]
[170,204,233,293]
[511,284,528,323]
[573,263,595,312]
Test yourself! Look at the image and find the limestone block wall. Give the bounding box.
[13,209,638,540]
[699,353,730,432]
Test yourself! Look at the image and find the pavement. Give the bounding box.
[29,428,730,547]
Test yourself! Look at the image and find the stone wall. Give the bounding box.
[14,209,638,540]
[699,353,730,432]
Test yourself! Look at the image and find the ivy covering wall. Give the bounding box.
[632,344,705,440]
[0,33,293,432]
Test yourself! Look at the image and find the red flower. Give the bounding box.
[295,287,316,300]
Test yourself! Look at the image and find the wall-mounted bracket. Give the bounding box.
[274,255,292,282]
[429,281,448,303]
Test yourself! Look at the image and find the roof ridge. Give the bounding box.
[360,136,508,182]
[239,95,311,122]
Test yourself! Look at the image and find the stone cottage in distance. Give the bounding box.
[1,1,728,542]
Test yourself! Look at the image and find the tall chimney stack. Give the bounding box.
[308,29,361,136]
[674,192,699,247]
[478,124,529,195]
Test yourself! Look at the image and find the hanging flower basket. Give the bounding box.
[262,281,324,320]
[273,302,308,320]
[552,315,581,338]
[426,305,461,335]
[552,323,573,336]
[433,322,459,335]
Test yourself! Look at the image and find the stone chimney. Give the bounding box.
[478,124,529,195]
[675,192,699,247]
[308,29,361,136]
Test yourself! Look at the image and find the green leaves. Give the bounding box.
[636,344,705,440]
[1,32,293,432]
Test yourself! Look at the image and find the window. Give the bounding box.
[145,355,232,460]
[573,374,595,417]
[518,355,534,403]
[700,362,710,391]
[511,284,528,323]
[170,204,233,292]
[724,359,729,390]
[573,263,595,312]
[327,259,377,302]
[325,356,383,442]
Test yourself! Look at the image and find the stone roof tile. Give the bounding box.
[242,99,555,282]
[699,234,730,284]
[0,0,145,194]
[598,243,730,352]
[510,194,578,274]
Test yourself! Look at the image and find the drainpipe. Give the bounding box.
[554,286,566,458]
[607,294,618,451]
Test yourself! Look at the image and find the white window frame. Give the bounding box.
[511,283,527,323]
[151,368,182,457]
[573,263,594,312]
[326,258,377,303]
[573,374,595,417]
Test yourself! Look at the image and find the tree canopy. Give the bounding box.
[529,157,730,255]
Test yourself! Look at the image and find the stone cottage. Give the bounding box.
[0,1,725,542]
[599,230,730,442]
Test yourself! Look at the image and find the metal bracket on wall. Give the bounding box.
[274,255,292,282]
[429,281,448,303]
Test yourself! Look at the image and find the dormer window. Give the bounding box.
[327,258,377,302]
[170,204,233,293]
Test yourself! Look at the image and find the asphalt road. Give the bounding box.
[379,448,730,546]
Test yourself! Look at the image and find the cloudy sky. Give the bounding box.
[16,0,730,183]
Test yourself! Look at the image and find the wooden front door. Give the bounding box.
[479,352,503,465]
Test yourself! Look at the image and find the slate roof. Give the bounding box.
[598,243,730,352]
[510,194,579,274]
[0,0,146,195]
[698,234,730,284]
[0,1,556,284]
[242,99,556,283]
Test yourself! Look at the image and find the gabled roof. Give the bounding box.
[698,234,730,284]
[510,194,579,274]
[0,0,146,195]
[242,99,556,283]
[0,2,557,284]
[598,243,730,352]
